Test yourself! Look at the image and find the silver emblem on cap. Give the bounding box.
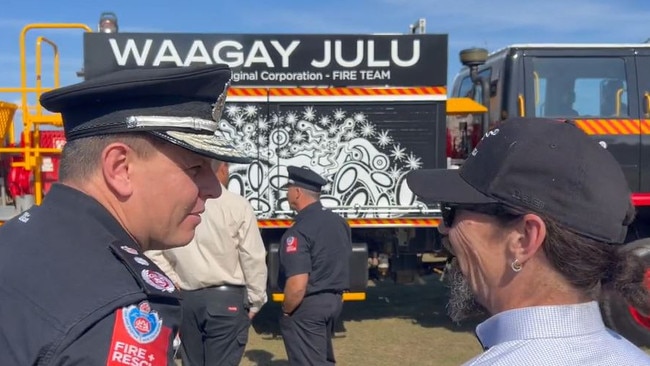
[126,115,219,132]
[212,79,231,122]
[166,129,247,160]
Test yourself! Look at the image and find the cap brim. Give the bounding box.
[151,130,252,164]
[406,169,497,204]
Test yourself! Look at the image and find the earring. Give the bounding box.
[511,259,522,273]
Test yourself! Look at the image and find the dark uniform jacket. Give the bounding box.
[0,184,181,365]
[278,201,351,295]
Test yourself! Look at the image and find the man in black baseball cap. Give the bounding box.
[0,65,250,365]
[407,117,650,365]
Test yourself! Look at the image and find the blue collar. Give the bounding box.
[476,301,606,349]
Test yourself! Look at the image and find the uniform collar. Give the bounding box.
[44,183,139,248]
[475,301,606,350]
[295,201,324,222]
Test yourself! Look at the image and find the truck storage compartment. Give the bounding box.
[268,242,369,293]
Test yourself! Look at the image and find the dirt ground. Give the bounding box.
[240,274,485,366]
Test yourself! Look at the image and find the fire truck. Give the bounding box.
[3,16,648,346]
[0,18,487,304]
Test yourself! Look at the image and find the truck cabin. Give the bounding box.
[451,43,650,197]
[451,43,650,122]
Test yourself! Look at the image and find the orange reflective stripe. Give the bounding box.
[575,120,594,135]
[228,86,447,97]
[257,218,440,228]
[641,120,650,134]
[622,119,640,134]
[574,119,650,135]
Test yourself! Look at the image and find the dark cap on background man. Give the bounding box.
[39,64,251,164]
[285,166,327,192]
[406,117,635,243]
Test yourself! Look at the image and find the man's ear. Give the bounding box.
[511,214,547,263]
[218,161,229,185]
[101,142,134,197]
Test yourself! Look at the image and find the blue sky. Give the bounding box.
[1,0,650,117]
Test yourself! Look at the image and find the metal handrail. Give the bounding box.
[0,23,92,207]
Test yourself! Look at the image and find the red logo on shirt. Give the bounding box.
[286,236,298,253]
[106,304,171,365]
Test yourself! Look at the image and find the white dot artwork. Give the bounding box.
[219,103,427,218]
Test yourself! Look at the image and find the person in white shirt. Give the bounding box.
[147,160,267,366]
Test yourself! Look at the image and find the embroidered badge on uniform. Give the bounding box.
[141,269,175,293]
[133,257,149,266]
[106,301,171,366]
[286,236,298,253]
[120,246,139,255]
[123,302,162,343]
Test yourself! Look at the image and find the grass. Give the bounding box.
[240,274,484,366]
[174,274,650,365]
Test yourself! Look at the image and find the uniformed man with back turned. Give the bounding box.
[278,165,352,365]
[0,64,250,365]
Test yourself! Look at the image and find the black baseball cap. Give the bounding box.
[406,117,634,243]
[40,64,251,164]
[283,166,327,192]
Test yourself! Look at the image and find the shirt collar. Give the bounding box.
[475,301,606,349]
[295,201,323,223]
[44,183,139,248]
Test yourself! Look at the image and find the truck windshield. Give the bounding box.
[528,57,629,118]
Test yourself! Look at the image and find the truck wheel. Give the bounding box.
[600,239,650,347]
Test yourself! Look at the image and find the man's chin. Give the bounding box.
[148,234,195,251]
[445,258,487,322]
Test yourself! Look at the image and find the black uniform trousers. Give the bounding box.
[280,292,343,366]
[180,285,250,366]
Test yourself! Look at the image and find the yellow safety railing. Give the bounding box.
[0,102,18,144]
[0,23,92,207]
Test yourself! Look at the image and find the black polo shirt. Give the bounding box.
[278,201,351,295]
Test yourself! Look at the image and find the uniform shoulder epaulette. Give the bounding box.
[108,241,180,299]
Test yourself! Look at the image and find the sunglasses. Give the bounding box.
[441,203,523,227]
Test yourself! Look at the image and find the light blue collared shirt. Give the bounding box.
[464,301,650,365]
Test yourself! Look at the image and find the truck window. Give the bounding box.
[458,76,473,97]
[528,57,629,118]
[456,69,491,103]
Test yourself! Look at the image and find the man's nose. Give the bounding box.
[199,170,222,199]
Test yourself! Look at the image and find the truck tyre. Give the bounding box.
[600,239,650,347]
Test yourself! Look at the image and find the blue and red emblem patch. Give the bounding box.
[285,236,298,253]
[123,302,162,344]
[106,301,171,365]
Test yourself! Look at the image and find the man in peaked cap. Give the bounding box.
[0,65,250,365]
[284,165,328,194]
[406,117,650,365]
[278,165,352,365]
